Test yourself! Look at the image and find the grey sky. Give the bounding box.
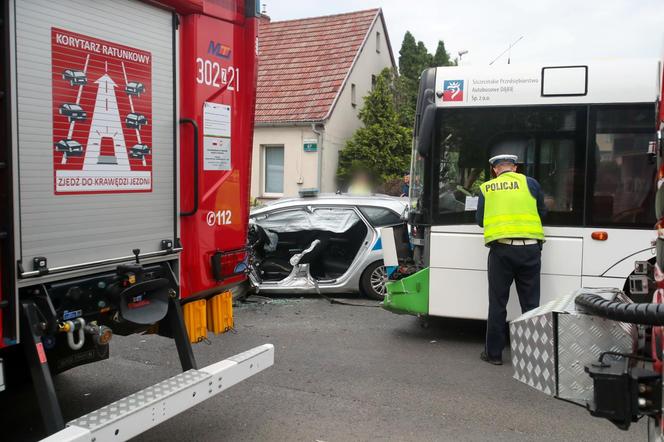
[263,0,664,66]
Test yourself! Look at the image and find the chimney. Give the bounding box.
[259,3,270,23]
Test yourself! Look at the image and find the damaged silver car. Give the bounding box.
[248,194,407,299]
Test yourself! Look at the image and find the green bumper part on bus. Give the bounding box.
[382,268,429,315]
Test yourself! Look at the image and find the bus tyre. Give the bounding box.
[360,261,387,300]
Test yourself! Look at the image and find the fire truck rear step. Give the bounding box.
[41,344,274,442]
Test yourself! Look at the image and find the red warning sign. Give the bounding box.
[51,28,152,194]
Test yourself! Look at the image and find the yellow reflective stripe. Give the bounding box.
[484,220,544,229]
[483,214,542,224]
[484,224,544,238]
[485,225,543,234]
[484,225,541,238]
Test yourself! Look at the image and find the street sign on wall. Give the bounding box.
[51,28,153,194]
[303,138,317,152]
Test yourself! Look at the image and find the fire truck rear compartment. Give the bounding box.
[14,0,176,275]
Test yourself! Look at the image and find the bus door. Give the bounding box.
[581,104,657,287]
[523,133,584,309]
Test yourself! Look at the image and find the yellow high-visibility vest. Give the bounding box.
[480,172,544,244]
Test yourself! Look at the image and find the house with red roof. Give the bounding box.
[251,8,396,198]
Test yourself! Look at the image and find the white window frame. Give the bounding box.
[376,31,381,53]
[351,83,357,107]
[262,144,285,198]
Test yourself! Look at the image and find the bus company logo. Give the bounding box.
[443,80,464,101]
[208,41,232,59]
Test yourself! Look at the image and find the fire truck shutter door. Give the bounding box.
[14,0,176,272]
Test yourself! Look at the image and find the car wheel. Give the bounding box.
[360,261,387,300]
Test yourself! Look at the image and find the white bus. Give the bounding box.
[384,59,663,321]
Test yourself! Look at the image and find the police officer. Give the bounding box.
[476,154,547,365]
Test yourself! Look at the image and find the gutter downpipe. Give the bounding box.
[311,123,324,192]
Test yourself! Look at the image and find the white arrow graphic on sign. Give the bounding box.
[83,72,130,171]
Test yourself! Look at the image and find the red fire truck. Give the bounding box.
[0,0,272,440]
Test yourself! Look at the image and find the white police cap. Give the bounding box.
[488,154,518,166]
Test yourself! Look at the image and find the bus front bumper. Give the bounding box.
[382,268,429,316]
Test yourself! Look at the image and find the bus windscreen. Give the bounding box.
[429,104,656,228]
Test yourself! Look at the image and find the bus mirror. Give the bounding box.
[423,88,435,104]
[417,104,435,157]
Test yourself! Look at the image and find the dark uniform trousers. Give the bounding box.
[486,242,541,359]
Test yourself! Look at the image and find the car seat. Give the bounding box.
[259,234,327,281]
[290,238,325,266]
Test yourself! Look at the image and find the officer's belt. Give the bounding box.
[496,239,539,246]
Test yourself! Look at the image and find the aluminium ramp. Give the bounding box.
[42,344,274,442]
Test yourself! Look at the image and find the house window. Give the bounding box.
[351,83,357,107]
[371,75,377,90]
[263,145,284,195]
[376,32,381,53]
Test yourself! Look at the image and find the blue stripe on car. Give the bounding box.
[372,237,382,251]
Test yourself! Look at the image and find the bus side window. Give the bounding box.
[589,105,656,227]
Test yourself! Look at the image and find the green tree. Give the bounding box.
[395,75,417,128]
[337,68,412,186]
[416,41,433,71]
[396,33,455,128]
[399,32,434,81]
[396,33,425,128]
[398,31,419,79]
[432,40,455,67]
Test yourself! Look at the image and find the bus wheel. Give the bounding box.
[360,261,387,300]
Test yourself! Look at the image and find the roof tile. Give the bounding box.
[256,9,379,123]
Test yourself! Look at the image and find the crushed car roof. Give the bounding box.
[251,194,407,216]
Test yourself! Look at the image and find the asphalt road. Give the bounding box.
[1,295,647,441]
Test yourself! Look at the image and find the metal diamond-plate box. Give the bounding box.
[510,288,635,405]
[510,309,556,395]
